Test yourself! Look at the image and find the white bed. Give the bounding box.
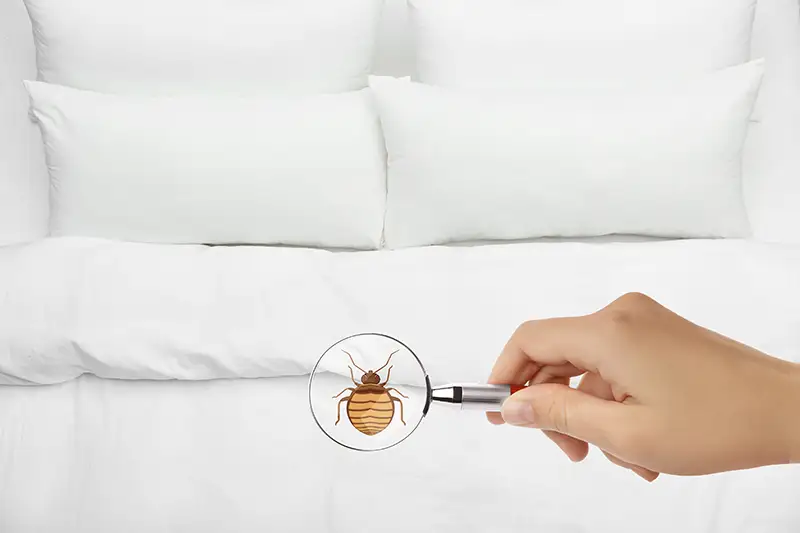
[2,0,800,531]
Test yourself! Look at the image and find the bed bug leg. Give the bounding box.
[348,366,359,385]
[389,395,406,425]
[335,396,351,425]
[385,387,408,398]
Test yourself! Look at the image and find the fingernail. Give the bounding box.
[632,468,658,482]
[501,400,535,426]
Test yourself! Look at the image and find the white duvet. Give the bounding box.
[1,237,800,532]
[1,237,799,385]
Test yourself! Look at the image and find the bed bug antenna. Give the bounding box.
[374,349,400,373]
[341,349,366,373]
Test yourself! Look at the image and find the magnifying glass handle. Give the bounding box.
[431,384,528,412]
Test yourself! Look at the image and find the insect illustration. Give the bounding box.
[332,349,408,436]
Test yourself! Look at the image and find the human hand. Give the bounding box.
[487,292,800,481]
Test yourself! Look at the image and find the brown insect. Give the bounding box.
[332,349,408,436]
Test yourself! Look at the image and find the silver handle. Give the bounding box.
[431,384,515,411]
[460,384,512,410]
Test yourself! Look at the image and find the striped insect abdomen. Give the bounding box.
[347,385,395,436]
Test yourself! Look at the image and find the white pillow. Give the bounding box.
[23,0,383,95]
[373,61,764,248]
[744,0,800,244]
[0,0,48,246]
[25,81,387,249]
[407,0,800,247]
[410,0,757,87]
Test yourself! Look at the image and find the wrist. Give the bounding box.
[789,363,800,464]
[762,360,800,467]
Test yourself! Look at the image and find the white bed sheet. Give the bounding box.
[1,237,799,385]
[0,374,798,533]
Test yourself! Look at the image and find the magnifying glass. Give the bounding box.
[308,332,527,452]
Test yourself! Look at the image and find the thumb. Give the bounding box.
[501,383,624,452]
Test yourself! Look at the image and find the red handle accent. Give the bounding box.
[510,384,528,395]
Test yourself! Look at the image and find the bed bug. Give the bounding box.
[332,349,408,436]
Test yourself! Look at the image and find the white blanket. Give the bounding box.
[1,237,799,385]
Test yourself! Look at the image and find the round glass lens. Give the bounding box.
[308,333,429,451]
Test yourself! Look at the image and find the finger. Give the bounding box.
[488,356,539,387]
[535,373,607,462]
[530,363,586,385]
[577,372,614,401]
[486,358,539,425]
[488,366,584,425]
[603,451,660,482]
[488,317,605,388]
[486,412,505,425]
[487,319,594,426]
[544,430,589,462]
[574,372,650,471]
[501,383,626,454]
[539,375,589,461]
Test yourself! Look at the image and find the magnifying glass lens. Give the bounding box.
[308,333,428,452]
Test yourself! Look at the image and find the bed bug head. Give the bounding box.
[360,371,380,384]
[342,349,400,384]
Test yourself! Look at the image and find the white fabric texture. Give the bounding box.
[25,81,387,248]
[1,236,798,385]
[0,373,798,532]
[0,0,48,246]
[744,0,800,244]
[373,63,763,248]
[22,0,383,95]
[409,0,758,87]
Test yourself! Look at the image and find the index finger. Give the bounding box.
[488,316,604,386]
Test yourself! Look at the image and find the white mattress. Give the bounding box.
[0,237,799,531]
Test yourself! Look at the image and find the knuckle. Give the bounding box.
[605,307,635,329]
[512,319,540,345]
[613,292,656,312]
[595,309,635,340]
[515,319,538,336]
[597,292,655,331]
